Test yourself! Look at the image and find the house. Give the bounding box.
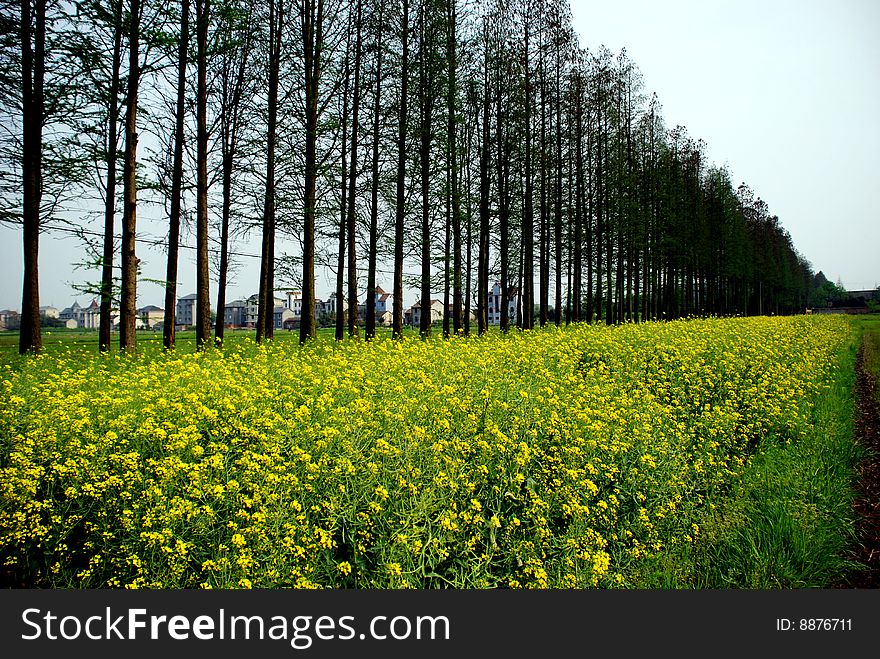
[285,290,303,317]
[80,299,100,329]
[39,306,59,319]
[372,286,392,314]
[487,281,518,325]
[59,298,100,330]
[138,305,164,329]
[245,293,285,327]
[274,306,296,329]
[446,304,477,326]
[0,309,20,330]
[405,299,444,328]
[59,301,81,324]
[224,299,247,328]
[847,289,877,302]
[176,294,197,327]
[322,292,348,317]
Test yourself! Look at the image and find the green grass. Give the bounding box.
[858,316,880,406]
[633,316,876,588]
[0,324,425,366]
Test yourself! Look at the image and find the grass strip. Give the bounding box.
[634,319,867,588]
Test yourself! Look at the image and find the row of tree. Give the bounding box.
[4,0,816,354]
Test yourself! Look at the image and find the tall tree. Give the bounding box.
[446,0,462,335]
[475,19,489,335]
[118,0,141,352]
[97,0,124,352]
[18,0,45,354]
[257,0,283,343]
[335,9,352,342]
[163,0,189,350]
[365,0,384,341]
[194,0,211,348]
[214,0,255,346]
[391,0,409,339]
[300,0,325,342]
[520,7,534,330]
[345,0,363,338]
[417,0,435,337]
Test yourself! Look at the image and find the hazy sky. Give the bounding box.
[570,0,880,290]
[1,0,877,312]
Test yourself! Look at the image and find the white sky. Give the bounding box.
[569,0,880,291]
[1,0,878,312]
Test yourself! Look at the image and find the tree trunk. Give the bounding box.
[476,31,489,336]
[521,22,533,330]
[365,1,383,341]
[418,3,433,338]
[119,0,140,353]
[335,13,351,342]
[573,70,584,323]
[99,0,123,352]
[497,53,509,333]
[301,0,324,343]
[538,71,548,327]
[553,47,563,326]
[195,0,211,349]
[447,0,461,335]
[215,15,250,345]
[258,0,282,343]
[19,0,45,355]
[163,0,188,350]
[392,0,408,340]
[346,0,363,338]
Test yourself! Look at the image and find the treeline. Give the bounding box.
[3,0,814,354]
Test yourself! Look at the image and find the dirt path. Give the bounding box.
[841,336,880,587]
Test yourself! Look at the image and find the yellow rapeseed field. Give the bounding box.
[0,315,852,588]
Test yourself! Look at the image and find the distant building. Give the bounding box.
[58,299,101,329]
[846,289,877,303]
[245,293,285,327]
[285,290,303,317]
[323,293,347,317]
[372,286,392,314]
[80,299,100,329]
[59,301,81,324]
[405,299,444,327]
[0,309,20,330]
[224,299,247,328]
[274,306,296,329]
[488,281,519,326]
[138,305,164,329]
[39,306,59,319]
[176,294,198,327]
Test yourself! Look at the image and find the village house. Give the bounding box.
[138,305,164,329]
[487,281,519,325]
[0,309,20,330]
[175,294,197,327]
[373,286,392,314]
[405,299,445,328]
[58,299,101,329]
[224,299,247,328]
[244,294,285,328]
[274,305,296,329]
[322,292,347,318]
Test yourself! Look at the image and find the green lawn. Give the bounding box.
[0,324,426,365]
